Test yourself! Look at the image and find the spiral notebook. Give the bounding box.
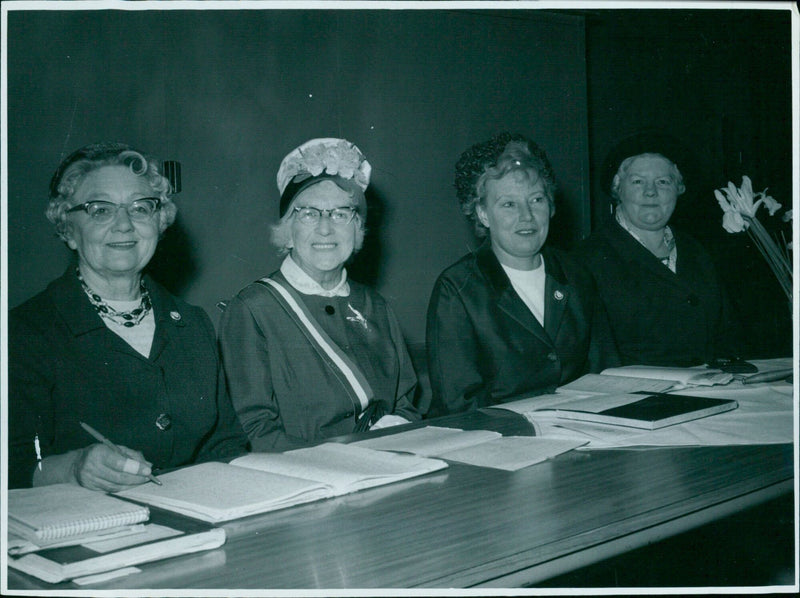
[8,484,150,547]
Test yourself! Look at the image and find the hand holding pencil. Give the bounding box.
[76,422,162,492]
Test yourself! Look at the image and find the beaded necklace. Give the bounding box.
[76,267,152,327]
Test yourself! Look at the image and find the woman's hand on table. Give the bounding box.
[72,443,155,492]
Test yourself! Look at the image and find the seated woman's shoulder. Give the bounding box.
[9,275,72,331]
[546,246,594,279]
[347,278,385,304]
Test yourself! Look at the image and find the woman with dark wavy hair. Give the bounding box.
[8,142,248,491]
[426,133,618,415]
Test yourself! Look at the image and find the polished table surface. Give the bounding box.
[6,409,795,590]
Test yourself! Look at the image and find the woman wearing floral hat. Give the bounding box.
[219,138,420,452]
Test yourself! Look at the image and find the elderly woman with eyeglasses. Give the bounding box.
[219,138,420,452]
[8,142,248,491]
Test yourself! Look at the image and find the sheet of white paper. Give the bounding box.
[437,436,587,471]
[82,523,183,554]
[559,373,675,394]
[352,426,501,457]
[73,567,141,585]
[530,383,793,448]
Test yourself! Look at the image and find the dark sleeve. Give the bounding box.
[192,310,250,463]
[218,294,307,452]
[385,303,421,421]
[426,276,489,416]
[8,313,55,488]
[586,291,621,373]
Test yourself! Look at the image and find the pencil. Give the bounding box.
[79,421,162,485]
[741,368,793,385]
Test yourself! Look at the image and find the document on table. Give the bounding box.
[435,436,588,471]
[353,426,586,470]
[497,383,794,449]
[559,373,676,394]
[352,426,502,457]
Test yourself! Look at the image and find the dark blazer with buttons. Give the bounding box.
[426,242,619,416]
[575,220,742,367]
[8,267,248,488]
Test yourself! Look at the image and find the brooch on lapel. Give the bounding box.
[346,303,369,330]
[553,290,565,301]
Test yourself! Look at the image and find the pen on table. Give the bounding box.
[79,421,162,485]
[741,368,794,385]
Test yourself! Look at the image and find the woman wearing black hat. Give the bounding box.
[218,138,420,452]
[426,133,618,416]
[576,150,741,367]
[8,142,248,490]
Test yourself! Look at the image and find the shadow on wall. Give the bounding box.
[146,216,198,297]
[347,187,385,289]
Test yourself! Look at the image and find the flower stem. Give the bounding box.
[744,215,793,302]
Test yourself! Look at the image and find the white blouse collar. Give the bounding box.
[280,254,350,297]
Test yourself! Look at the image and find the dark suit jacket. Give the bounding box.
[8,267,248,488]
[426,242,619,415]
[576,220,742,367]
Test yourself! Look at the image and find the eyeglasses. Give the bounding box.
[292,206,357,226]
[66,198,162,224]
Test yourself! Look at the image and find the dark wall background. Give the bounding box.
[5,6,794,358]
[5,8,589,348]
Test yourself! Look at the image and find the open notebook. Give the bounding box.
[117,443,447,523]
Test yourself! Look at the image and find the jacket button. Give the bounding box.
[155,413,172,431]
[547,352,558,361]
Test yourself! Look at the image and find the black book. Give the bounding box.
[550,392,738,430]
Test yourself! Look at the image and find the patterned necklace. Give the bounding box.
[76,267,152,327]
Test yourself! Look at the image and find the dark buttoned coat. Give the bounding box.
[426,242,619,416]
[8,267,248,488]
[576,220,742,367]
[219,271,420,452]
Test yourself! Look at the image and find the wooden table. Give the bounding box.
[5,409,794,590]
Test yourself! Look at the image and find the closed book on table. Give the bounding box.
[548,392,738,430]
[7,484,150,547]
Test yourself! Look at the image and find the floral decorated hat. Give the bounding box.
[277,138,372,217]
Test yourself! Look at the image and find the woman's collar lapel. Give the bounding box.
[50,266,107,337]
[475,239,512,295]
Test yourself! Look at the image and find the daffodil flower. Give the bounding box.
[714,175,791,305]
[715,176,781,224]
